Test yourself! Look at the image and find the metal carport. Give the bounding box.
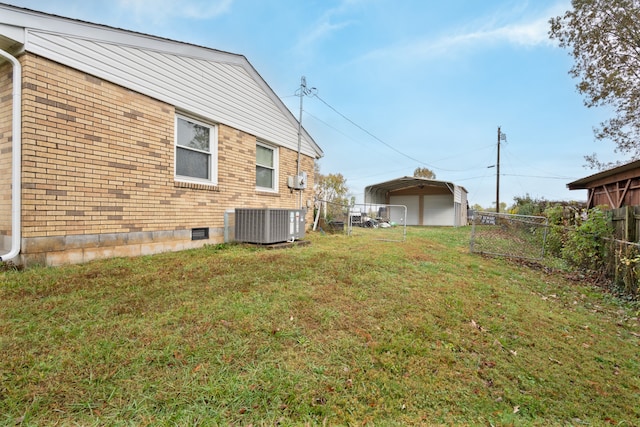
[364,177,468,226]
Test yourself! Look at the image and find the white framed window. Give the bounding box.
[175,115,217,184]
[256,142,278,191]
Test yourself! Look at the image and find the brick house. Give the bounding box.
[0,4,323,266]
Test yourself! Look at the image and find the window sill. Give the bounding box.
[174,181,220,192]
[256,189,280,197]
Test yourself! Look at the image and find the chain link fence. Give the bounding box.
[469,211,549,260]
[314,200,407,242]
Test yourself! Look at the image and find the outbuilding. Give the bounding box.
[567,159,640,209]
[364,177,468,226]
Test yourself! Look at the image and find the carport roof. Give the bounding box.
[364,176,467,204]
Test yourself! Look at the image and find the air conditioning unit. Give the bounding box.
[235,208,306,244]
[287,172,307,190]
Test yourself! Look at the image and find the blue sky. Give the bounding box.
[7,0,624,208]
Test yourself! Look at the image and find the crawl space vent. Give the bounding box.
[191,228,209,240]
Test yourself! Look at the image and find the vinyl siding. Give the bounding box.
[24,30,318,157]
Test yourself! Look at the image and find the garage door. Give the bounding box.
[389,195,419,225]
[423,194,454,226]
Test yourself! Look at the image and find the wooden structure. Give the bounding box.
[567,160,640,209]
[610,206,640,242]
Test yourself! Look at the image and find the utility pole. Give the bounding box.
[296,76,306,177]
[496,126,506,213]
[295,76,315,208]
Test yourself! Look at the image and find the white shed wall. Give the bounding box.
[389,195,419,225]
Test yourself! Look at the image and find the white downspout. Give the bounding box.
[0,49,21,262]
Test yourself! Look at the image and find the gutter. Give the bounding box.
[0,48,22,262]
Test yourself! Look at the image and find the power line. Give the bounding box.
[303,111,370,148]
[500,144,576,180]
[312,93,464,172]
[502,173,576,180]
[301,89,579,187]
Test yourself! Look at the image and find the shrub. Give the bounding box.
[616,247,640,298]
[561,207,613,273]
[543,205,569,257]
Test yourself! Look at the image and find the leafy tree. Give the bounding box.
[491,201,508,213]
[549,0,640,168]
[511,194,549,216]
[314,167,349,219]
[413,167,436,179]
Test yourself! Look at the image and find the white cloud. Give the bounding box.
[295,20,353,53]
[357,1,567,64]
[293,0,365,54]
[116,0,233,23]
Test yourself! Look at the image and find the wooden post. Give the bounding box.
[625,205,634,242]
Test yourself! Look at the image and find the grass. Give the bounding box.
[1,227,639,426]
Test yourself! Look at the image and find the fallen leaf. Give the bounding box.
[513,405,520,414]
[470,319,486,332]
[549,357,562,365]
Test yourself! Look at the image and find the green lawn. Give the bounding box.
[1,227,638,426]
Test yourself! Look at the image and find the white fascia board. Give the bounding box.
[0,23,25,46]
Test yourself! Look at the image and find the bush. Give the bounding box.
[543,205,569,257]
[615,246,640,298]
[561,207,613,273]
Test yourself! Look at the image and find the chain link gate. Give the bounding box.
[470,211,549,260]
